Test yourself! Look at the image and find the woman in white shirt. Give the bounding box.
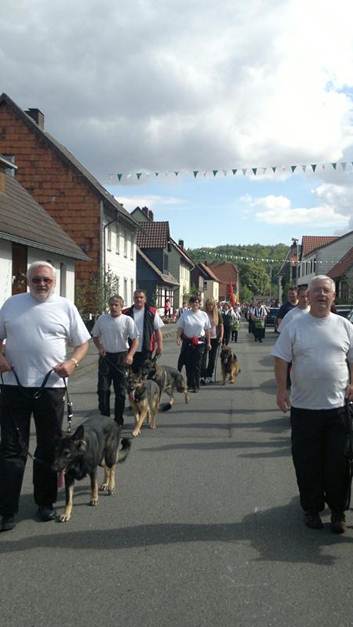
[200,299,223,384]
[176,296,211,392]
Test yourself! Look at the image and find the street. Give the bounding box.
[1,324,353,627]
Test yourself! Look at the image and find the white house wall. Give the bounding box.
[178,262,191,308]
[106,223,136,306]
[298,233,353,286]
[0,240,12,306]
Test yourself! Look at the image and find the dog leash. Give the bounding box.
[0,367,74,463]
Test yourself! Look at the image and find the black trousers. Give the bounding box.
[201,338,220,379]
[181,341,205,390]
[231,330,238,342]
[0,385,64,516]
[98,352,127,424]
[290,406,347,513]
[223,327,231,346]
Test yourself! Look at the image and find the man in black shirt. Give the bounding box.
[276,287,298,331]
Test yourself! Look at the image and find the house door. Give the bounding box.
[12,243,28,295]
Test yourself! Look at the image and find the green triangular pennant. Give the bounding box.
[232,169,237,175]
[311,164,317,172]
[155,172,159,177]
[174,171,179,176]
[213,170,218,177]
[117,173,123,181]
[252,168,257,175]
[290,165,296,173]
[272,166,277,173]
[136,172,142,180]
[193,170,199,178]
[331,163,337,169]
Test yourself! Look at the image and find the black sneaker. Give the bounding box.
[1,515,16,532]
[37,505,57,522]
[304,512,323,529]
[330,512,346,534]
[200,378,206,386]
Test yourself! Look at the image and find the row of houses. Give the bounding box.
[0,93,239,312]
[279,232,353,302]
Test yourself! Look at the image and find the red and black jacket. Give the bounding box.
[123,305,157,353]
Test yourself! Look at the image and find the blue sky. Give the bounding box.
[2,0,353,248]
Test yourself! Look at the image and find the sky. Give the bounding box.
[1,0,353,248]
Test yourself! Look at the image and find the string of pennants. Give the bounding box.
[114,160,352,181]
[192,249,349,266]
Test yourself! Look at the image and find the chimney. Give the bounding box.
[142,206,149,217]
[148,210,154,221]
[25,108,45,129]
[178,239,184,249]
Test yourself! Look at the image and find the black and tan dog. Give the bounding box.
[52,415,131,522]
[142,359,189,411]
[127,371,161,437]
[220,346,241,385]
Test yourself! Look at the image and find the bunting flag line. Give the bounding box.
[112,160,353,182]
[191,249,352,266]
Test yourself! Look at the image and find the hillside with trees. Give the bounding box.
[187,243,289,302]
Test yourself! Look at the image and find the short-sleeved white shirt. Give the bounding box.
[176,310,211,338]
[0,293,91,387]
[92,313,138,352]
[278,306,310,333]
[132,306,164,352]
[272,312,353,409]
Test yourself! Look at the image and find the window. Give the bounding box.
[130,235,134,260]
[130,279,134,305]
[60,262,67,296]
[115,225,120,254]
[107,227,112,251]
[124,231,127,257]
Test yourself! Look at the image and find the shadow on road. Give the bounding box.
[1,497,351,566]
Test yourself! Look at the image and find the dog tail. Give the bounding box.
[118,438,131,463]
[160,401,173,412]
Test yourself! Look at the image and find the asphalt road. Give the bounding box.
[1,324,353,627]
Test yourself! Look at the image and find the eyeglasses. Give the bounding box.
[31,276,53,284]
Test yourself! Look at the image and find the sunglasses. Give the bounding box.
[31,276,53,284]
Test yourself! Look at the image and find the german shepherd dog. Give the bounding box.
[220,346,241,385]
[52,415,131,522]
[127,371,161,437]
[142,359,189,411]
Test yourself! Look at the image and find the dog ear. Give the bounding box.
[72,424,84,440]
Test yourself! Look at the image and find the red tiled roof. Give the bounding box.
[301,235,338,257]
[136,221,169,248]
[198,262,219,281]
[327,247,353,279]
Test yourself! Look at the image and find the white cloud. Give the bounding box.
[2,0,353,178]
[117,194,183,212]
[241,193,349,226]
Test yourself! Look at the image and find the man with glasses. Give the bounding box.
[272,275,353,533]
[0,261,90,531]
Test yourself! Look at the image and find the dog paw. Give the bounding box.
[107,488,115,496]
[89,499,98,506]
[99,483,109,492]
[58,514,71,523]
[132,429,140,437]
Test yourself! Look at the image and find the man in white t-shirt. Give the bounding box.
[124,290,164,372]
[92,295,138,425]
[272,275,353,533]
[0,261,90,531]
